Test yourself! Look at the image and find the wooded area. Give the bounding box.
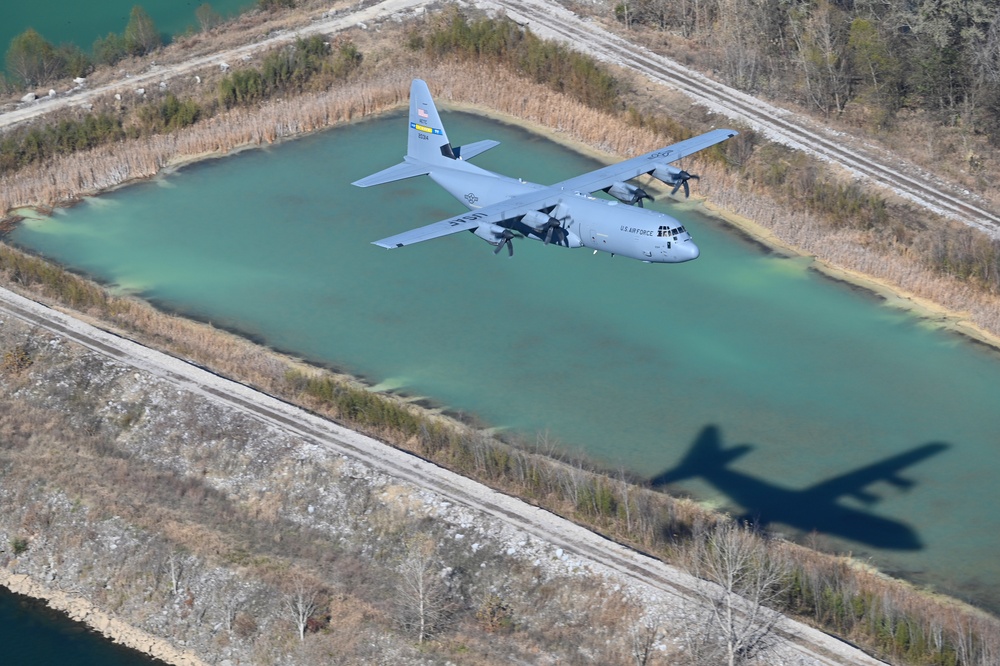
[615,0,1000,140]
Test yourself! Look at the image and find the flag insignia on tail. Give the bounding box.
[418,107,428,119]
[411,122,443,135]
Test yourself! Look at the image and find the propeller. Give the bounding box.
[542,203,571,246]
[634,187,654,207]
[670,170,700,198]
[544,222,567,245]
[493,229,515,257]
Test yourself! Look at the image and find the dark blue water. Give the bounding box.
[0,586,164,665]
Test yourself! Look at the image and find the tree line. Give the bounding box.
[1,1,301,91]
[0,93,202,177]
[0,34,363,177]
[411,10,620,114]
[3,5,162,89]
[615,0,1000,141]
[218,36,362,109]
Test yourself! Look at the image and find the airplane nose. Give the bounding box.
[680,241,700,262]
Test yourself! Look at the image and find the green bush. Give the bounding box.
[218,37,357,109]
[138,93,202,133]
[0,113,125,176]
[11,537,29,556]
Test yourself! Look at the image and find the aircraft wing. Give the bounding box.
[372,189,561,249]
[371,128,737,249]
[552,129,738,194]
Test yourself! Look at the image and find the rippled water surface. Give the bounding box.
[12,111,1000,611]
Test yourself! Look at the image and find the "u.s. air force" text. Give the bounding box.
[621,226,654,236]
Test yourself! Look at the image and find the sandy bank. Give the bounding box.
[701,200,1000,352]
[0,569,207,666]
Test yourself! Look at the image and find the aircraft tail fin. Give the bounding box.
[352,79,461,188]
[407,78,456,162]
[651,426,750,486]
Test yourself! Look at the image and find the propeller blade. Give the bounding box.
[635,187,650,207]
[682,179,690,198]
[493,241,504,255]
[506,238,514,257]
[544,225,554,245]
[671,181,682,196]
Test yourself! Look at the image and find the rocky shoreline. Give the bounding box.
[0,572,205,666]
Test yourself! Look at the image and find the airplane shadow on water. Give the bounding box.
[651,426,949,551]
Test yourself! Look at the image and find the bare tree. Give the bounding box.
[627,609,664,666]
[284,573,322,642]
[395,538,457,644]
[195,3,223,32]
[161,548,185,596]
[789,0,854,114]
[123,6,162,57]
[5,29,64,87]
[213,579,246,633]
[683,521,789,666]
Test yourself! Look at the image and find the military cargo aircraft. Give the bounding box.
[353,79,737,263]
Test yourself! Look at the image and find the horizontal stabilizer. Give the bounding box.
[455,140,500,161]
[352,160,429,187]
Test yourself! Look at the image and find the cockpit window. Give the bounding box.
[658,225,687,237]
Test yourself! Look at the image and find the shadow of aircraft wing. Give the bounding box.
[651,427,950,551]
[803,443,950,506]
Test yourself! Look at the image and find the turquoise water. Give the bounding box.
[11,111,1000,611]
[0,587,163,665]
[2,1,255,65]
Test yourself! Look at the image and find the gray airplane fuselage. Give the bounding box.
[354,79,735,260]
[429,163,700,263]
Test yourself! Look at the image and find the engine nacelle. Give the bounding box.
[474,223,508,245]
[651,164,684,186]
[606,181,649,205]
[520,210,552,232]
